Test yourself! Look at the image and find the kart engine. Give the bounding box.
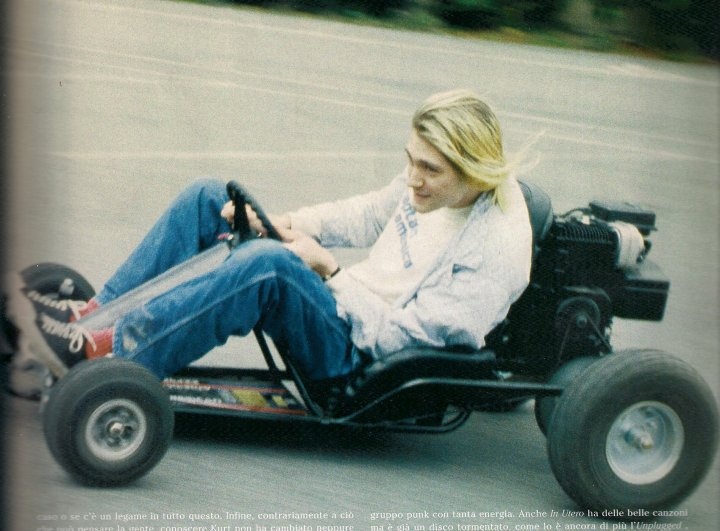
[493,200,670,374]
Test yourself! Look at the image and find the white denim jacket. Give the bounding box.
[290,172,532,360]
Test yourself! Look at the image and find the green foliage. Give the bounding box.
[259,0,410,17]
[589,0,718,58]
[224,0,718,59]
[430,0,570,29]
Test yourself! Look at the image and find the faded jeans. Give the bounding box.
[93,179,360,380]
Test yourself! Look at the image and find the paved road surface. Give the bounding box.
[4,0,718,530]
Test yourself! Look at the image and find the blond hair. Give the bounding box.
[412,89,531,211]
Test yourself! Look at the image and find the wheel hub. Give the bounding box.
[606,401,684,485]
[107,420,130,438]
[85,398,148,462]
[627,426,656,450]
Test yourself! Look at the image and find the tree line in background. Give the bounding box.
[238,0,719,59]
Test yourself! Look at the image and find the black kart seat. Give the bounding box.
[518,180,553,256]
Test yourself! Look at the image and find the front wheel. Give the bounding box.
[547,350,718,514]
[43,358,174,486]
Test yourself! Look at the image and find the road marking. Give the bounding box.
[48,150,401,160]
[8,42,413,115]
[500,110,717,150]
[11,39,420,105]
[608,63,710,84]
[48,139,717,165]
[11,43,716,161]
[537,131,719,164]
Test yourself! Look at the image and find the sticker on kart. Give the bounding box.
[163,377,307,416]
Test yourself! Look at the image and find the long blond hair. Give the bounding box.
[412,89,533,211]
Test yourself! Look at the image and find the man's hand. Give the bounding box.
[220,201,290,236]
[220,203,336,277]
[281,228,339,278]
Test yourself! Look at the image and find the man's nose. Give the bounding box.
[407,167,424,188]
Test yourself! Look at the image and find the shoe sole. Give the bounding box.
[4,272,69,379]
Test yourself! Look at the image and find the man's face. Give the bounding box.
[404,129,482,213]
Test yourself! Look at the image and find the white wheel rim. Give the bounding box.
[606,400,684,485]
[84,398,148,462]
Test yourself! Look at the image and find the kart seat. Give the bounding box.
[518,180,553,256]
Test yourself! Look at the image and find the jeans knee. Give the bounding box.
[226,240,299,276]
[179,178,227,207]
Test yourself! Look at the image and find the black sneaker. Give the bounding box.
[5,273,95,378]
[21,287,90,322]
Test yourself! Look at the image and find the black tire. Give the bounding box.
[6,264,96,395]
[5,263,93,354]
[20,262,96,301]
[547,350,719,514]
[43,358,174,486]
[535,356,599,436]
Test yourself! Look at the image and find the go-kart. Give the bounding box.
[2,181,718,517]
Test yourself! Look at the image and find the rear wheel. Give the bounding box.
[43,358,174,486]
[20,262,96,302]
[547,350,718,514]
[535,356,599,436]
[7,263,96,396]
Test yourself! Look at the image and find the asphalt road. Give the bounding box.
[4,0,719,530]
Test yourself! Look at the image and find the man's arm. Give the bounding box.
[288,173,406,248]
[326,266,519,359]
[280,228,339,279]
[221,173,405,247]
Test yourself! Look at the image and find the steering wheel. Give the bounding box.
[226,181,282,245]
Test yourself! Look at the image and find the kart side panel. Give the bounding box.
[163,373,309,419]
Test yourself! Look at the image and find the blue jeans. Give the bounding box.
[95,179,360,380]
